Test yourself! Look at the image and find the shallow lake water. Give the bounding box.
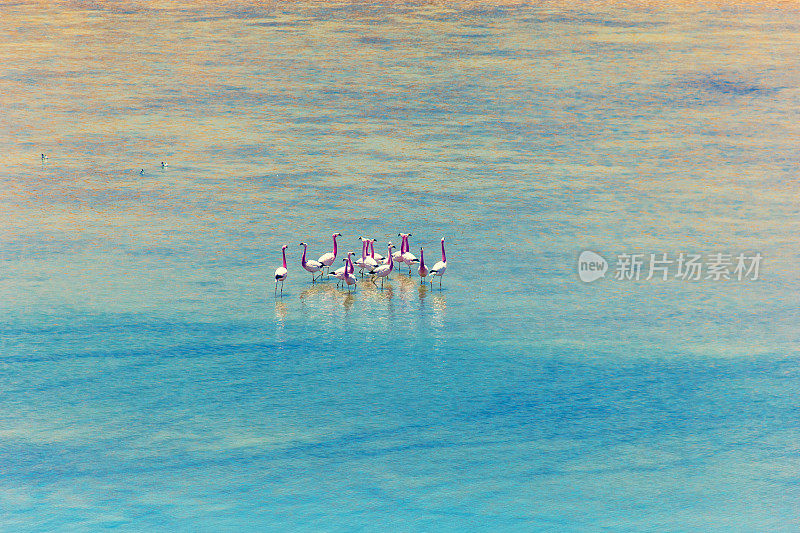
[1,0,799,529]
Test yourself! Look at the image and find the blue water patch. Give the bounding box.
[2,0,800,529]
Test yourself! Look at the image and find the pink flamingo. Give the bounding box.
[365,238,379,272]
[429,237,447,287]
[299,242,324,282]
[355,237,378,276]
[354,238,369,275]
[417,246,429,284]
[370,239,385,263]
[317,233,341,274]
[344,253,358,291]
[330,251,354,286]
[274,245,288,295]
[400,234,419,274]
[370,243,395,288]
[392,233,406,265]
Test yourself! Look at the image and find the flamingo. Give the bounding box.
[300,242,324,282]
[363,238,379,273]
[41,153,48,161]
[354,238,368,272]
[429,237,447,287]
[355,237,378,276]
[417,246,429,284]
[370,243,395,288]
[330,252,354,286]
[370,239,385,263]
[401,234,419,274]
[344,254,358,291]
[274,245,288,295]
[392,233,407,265]
[161,161,168,168]
[317,232,341,274]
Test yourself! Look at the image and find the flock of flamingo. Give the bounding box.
[273,233,448,294]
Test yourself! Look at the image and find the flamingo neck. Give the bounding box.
[420,248,425,267]
[441,239,446,262]
[387,247,394,272]
[369,240,375,258]
[402,235,408,254]
[281,248,287,269]
[332,235,338,257]
[301,244,307,265]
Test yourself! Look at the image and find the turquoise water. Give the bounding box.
[2,0,800,529]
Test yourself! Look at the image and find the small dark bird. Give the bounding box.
[140,169,145,175]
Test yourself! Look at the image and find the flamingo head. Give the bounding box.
[281,245,288,250]
[299,242,306,246]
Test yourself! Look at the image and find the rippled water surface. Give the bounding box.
[1,0,800,529]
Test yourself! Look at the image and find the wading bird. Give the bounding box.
[330,252,354,286]
[300,242,324,282]
[370,243,395,289]
[356,237,378,275]
[317,233,341,274]
[274,245,288,295]
[392,234,406,265]
[344,254,358,291]
[429,237,447,287]
[370,239,385,263]
[401,234,419,274]
[417,246,429,284]
[354,238,368,273]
